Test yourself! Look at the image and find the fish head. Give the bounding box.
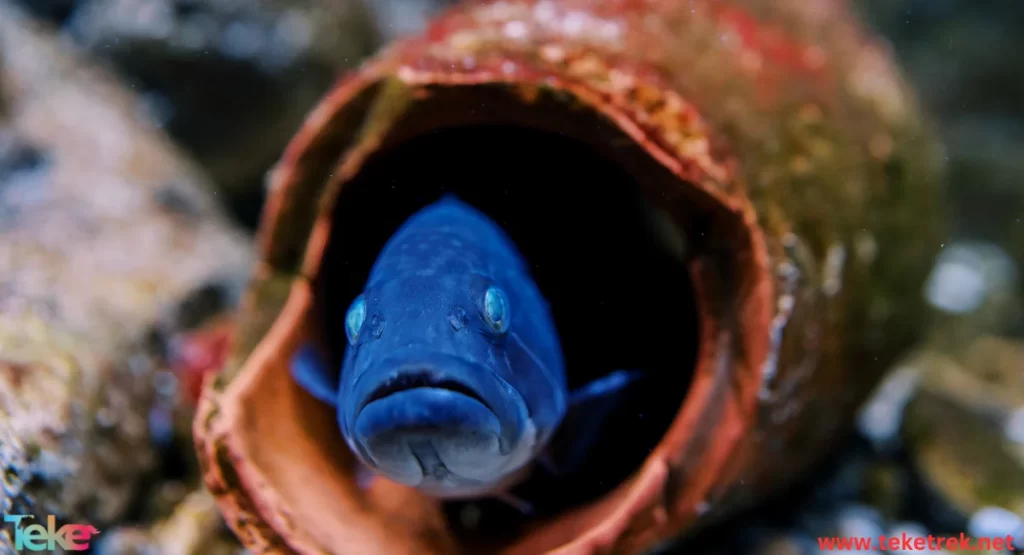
[336,197,567,497]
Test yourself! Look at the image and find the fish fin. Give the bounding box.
[569,369,645,406]
[542,369,645,476]
[490,491,534,516]
[290,343,339,407]
[536,451,559,475]
[355,461,376,490]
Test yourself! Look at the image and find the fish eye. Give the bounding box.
[345,294,367,344]
[482,285,509,334]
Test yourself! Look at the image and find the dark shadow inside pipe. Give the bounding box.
[317,125,699,542]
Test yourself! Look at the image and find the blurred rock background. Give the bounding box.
[14,0,385,227]
[677,2,1024,552]
[863,0,1024,324]
[1,0,1021,553]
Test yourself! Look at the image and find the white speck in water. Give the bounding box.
[502,61,517,74]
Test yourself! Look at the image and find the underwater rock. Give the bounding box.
[902,336,1024,531]
[861,461,910,524]
[858,362,923,452]
[194,0,946,552]
[93,490,244,555]
[27,0,382,226]
[858,0,1024,314]
[0,1,251,548]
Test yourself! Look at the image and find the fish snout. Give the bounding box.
[345,356,530,495]
[354,388,504,487]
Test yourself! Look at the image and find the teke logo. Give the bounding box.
[3,514,100,551]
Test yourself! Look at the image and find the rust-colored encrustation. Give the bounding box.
[195,0,945,553]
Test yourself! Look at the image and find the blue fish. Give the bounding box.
[291,195,641,503]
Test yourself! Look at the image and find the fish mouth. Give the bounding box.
[344,352,531,492]
[361,372,493,414]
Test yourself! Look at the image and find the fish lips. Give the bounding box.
[345,352,529,475]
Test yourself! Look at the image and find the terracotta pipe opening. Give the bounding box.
[315,122,701,543]
[204,81,767,554]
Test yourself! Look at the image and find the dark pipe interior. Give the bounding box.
[317,125,699,541]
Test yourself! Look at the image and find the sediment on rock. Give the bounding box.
[15,0,383,227]
[0,1,252,548]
